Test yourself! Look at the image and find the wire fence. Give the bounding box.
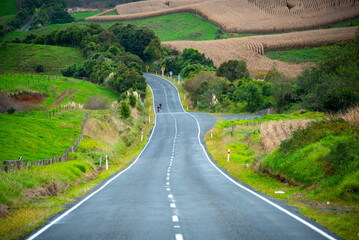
[0,112,92,172]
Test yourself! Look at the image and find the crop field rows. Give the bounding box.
[163,26,358,76]
[87,0,359,33]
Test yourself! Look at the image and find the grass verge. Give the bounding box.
[205,113,359,240]
[0,83,154,240]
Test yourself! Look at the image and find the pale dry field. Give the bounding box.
[162,26,358,76]
[87,0,359,33]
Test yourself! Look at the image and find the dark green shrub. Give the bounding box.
[7,107,16,114]
[120,101,130,118]
[35,64,44,73]
[129,94,136,107]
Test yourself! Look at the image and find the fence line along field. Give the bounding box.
[86,0,359,34]
[162,26,358,76]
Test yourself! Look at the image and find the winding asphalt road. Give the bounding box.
[27,74,339,240]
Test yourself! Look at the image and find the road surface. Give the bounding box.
[27,74,339,240]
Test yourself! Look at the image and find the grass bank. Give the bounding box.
[0,73,119,162]
[0,83,154,240]
[205,112,359,240]
[0,43,86,75]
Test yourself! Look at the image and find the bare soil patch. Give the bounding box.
[10,92,47,104]
[47,89,77,108]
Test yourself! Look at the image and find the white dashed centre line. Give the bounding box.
[170,203,176,208]
[172,215,179,222]
[176,234,184,240]
[168,194,173,199]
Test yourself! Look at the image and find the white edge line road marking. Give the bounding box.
[27,84,159,240]
[155,74,337,240]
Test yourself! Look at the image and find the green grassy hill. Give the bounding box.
[0,74,119,161]
[0,43,86,75]
[1,12,245,42]
[0,0,16,17]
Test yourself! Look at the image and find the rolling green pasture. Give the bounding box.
[1,12,244,42]
[0,73,119,161]
[0,43,86,74]
[0,0,16,18]
[265,45,339,64]
[72,11,103,21]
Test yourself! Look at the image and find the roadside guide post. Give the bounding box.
[106,155,108,170]
[227,149,230,162]
[141,131,143,141]
[169,71,173,79]
[178,75,181,84]
[146,65,149,72]
[211,130,213,138]
[162,67,165,76]
[99,154,102,167]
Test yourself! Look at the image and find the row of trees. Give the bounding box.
[18,23,163,96]
[159,48,216,78]
[182,35,359,113]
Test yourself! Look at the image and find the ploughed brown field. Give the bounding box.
[163,27,358,76]
[87,0,359,34]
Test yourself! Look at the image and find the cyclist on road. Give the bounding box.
[157,105,160,112]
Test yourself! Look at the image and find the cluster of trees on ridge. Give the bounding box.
[177,35,359,114]
[16,23,164,97]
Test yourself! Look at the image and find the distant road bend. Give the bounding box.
[27,74,340,240]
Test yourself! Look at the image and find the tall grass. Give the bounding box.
[205,114,359,240]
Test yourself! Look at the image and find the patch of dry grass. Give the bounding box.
[336,106,359,126]
[260,119,313,152]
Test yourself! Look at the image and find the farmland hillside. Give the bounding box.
[163,26,358,76]
[87,0,359,34]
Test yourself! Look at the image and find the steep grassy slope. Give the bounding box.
[0,74,119,162]
[0,43,87,75]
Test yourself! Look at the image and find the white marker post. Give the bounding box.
[211,130,213,138]
[178,75,181,85]
[141,131,143,141]
[99,154,102,167]
[106,155,108,170]
[227,149,230,162]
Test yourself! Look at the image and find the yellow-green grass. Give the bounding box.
[0,85,154,240]
[0,160,95,240]
[0,111,85,162]
[205,115,359,240]
[0,43,86,75]
[0,0,16,18]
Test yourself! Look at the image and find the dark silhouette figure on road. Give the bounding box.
[157,105,160,112]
